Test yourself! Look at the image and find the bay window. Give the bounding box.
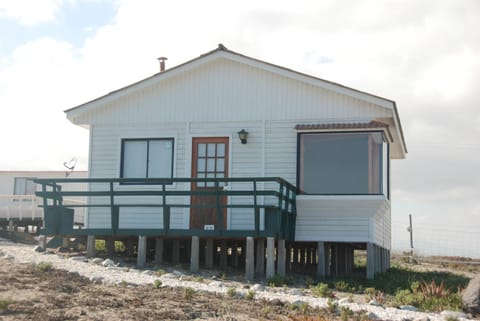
[298,132,388,196]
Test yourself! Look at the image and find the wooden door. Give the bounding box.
[190,137,229,230]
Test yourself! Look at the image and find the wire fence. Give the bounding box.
[392,222,480,258]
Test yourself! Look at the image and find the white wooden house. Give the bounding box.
[39,45,406,279]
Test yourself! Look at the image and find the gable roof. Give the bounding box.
[65,44,406,154]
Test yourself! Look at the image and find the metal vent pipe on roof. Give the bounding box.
[157,57,168,72]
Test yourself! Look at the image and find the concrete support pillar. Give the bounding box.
[126,238,135,256]
[38,235,47,251]
[137,236,147,268]
[205,238,214,269]
[231,242,239,267]
[87,235,96,258]
[62,237,69,248]
[245,237,255,281]
[172,239,180,264]
[286,243,293,272]
[190,236,199,273]
[366,242,375,279]
[337,244,346,275]
[266,237,275,279]
[106,238,115,256]
[155,237,163,264]
[220,240,228,268]
[317,241,326,278]
[255,238,265,275]
[277,239,286,277]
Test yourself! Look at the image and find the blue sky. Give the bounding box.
[0,0,479,257]
[0,1,116,54]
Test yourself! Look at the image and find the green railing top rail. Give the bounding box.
[34,176,296,190]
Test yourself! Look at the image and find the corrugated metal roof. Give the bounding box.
[295,121,394,142]
[294,120,389,130]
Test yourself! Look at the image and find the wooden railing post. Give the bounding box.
[215,181,223,234]
[254,179,259,236]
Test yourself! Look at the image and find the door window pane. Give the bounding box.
[217,144,225,157]
[207,159,215,171]
[198,144,206,157]
[216,158,225,172]
[207,144,216,157]
[197,158,205,172]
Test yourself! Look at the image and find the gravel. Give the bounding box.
[0,237,472,321]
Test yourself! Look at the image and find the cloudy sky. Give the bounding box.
[1,0,479,256]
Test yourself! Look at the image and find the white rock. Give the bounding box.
[90,276,104,284]
[101,259,117,267]
[91,258,103,265]
[338,297,351,304]
[173,270,184,276]
[142,270,154,275]
[369,299,381,306]
[367,312,379,320]
[399,305,418,312]
[440,310,467,319]
[33,245,44,252]
[289,289,303,296]
[209,281,224,288]
[252,284,265,292]
[70,256,88,262]
[414,317,430,321]
[162,273,178,279]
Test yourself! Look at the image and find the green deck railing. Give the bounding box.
[35,177,297,240]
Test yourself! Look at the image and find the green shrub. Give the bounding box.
[153,279,162,289]
[311,283,332,298]
[340,306,354,321]
[334,280,350,292]
[183,287,195,300]
[226,287,236,297]
[267,274,293,287]
[245,290,255,300]
[95,239,106,253]
[156,269,166,276]
[0,299,14,310]
[36,261,53,272]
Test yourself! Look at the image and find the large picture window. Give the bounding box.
[298,132,388,195]
[121,138,174,179]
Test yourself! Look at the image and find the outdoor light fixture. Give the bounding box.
[237,129,248,144]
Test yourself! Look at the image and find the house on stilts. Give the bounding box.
[35,44,407,280]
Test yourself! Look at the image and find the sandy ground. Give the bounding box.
[0,258,321,321]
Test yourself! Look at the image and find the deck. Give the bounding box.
[35,177,297,240]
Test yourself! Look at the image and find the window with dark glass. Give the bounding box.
[121,138,174,179]
[13,177,36,195]
[298,132,388,195]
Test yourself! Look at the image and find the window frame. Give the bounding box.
[296,130,389,196]
[120,138,175,184]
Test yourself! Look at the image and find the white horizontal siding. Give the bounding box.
[373,202,392,249]
[295,195,389,243]
[78,59,391,126]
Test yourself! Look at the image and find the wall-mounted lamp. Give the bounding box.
[237,129,248,144]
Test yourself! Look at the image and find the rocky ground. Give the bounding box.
[0,238,475,321]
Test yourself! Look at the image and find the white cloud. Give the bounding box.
[0,0,71,25]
